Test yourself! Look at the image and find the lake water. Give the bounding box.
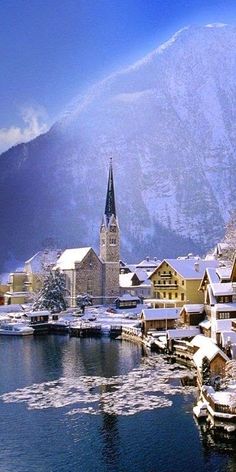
[0,334,235,472]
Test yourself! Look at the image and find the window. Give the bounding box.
[218,312,230,319]
[109,238,116,244]
[163,292,166,298]
[168,293,172,300]
[182,280,184,286]
[181,293,185,301]
[175,280,177,285]
[175,293,178,298]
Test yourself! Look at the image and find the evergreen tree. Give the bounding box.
[33,269,67,313]
[76,293,93,313]
[201,356,211,386]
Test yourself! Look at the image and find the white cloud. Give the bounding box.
[0,106,49,154]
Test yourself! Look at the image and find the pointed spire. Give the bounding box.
[105,157,116,223]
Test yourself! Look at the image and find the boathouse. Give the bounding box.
[140,308,179,335]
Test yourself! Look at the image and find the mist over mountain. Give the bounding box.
[1,24,236,271]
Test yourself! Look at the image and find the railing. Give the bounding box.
[154,284,178,289]
[160,273,172,278]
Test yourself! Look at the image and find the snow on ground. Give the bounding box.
[64,304,147,328]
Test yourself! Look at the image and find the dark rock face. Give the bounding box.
[1,24,236,270]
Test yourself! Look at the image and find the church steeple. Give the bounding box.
[100,159,120,264]
[100,158,120,303]
[104,158,116,224]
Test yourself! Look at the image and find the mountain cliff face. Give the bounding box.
[1,24,236,270]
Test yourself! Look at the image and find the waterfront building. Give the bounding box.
[140,308,179,335]
[149,257,220,307]
[198,254,236,346]
[191,335,229,385]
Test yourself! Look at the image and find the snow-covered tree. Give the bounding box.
[221,360,236,389]
[33,269,67,313]
[201,356,211,386]
[220,212,236,261]
[76,293,93,313]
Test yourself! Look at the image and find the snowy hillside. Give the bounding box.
[1,24,236,269]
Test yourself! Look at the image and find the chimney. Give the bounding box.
[194,261,200,272]
[146,256,150,262]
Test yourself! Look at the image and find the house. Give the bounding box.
[166,327,200,355]
[140,308,179,335]
[149,257,220,307]
[119,269,152,299]
[115,294,140,309]
[191,335,229,385]
[199,319,211,337]
[136,257,161,272]
[199,254,236,344]
[4,250,60,305]
[179,304,205,326]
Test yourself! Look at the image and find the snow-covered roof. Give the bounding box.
[140,278,152,287]
[181,304,204,314]
[212,390,236,407]
[119,273,133,288]
[190,334,214,348]
[214,319,235,332]
[192,336,228,368]
[0,304,24,313]
[116,294,140,302]
[141,308,179,321]
[206,267,220,284]
[213,242,231,256]
[26,311,50,318]
[213,303,236,312]
[167,327,200,339]
[211,283,234,296]
[55,247,92,270]
[25,250,60,273]
[154,259,219,280]
[199,320,211,329]
[133,268,148,282]
[220,331,236,348]
[119,270,151,288]
[136,257,160,269]
[216,267,231,281]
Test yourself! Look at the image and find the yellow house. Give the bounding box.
[4,250,60,305]
[149,258,220,308]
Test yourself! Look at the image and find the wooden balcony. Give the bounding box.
[154,283,178,289]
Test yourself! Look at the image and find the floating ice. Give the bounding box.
[0,356,195,416]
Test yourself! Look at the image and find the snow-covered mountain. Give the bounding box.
[1,24,236,270]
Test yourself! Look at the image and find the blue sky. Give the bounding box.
[1,0,236,152]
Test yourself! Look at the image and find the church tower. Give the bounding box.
[100,158,120,303]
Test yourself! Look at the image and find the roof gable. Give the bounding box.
[55,247,93,270]
[151,258,220,280]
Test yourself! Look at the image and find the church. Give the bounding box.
[55,159,120,306]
